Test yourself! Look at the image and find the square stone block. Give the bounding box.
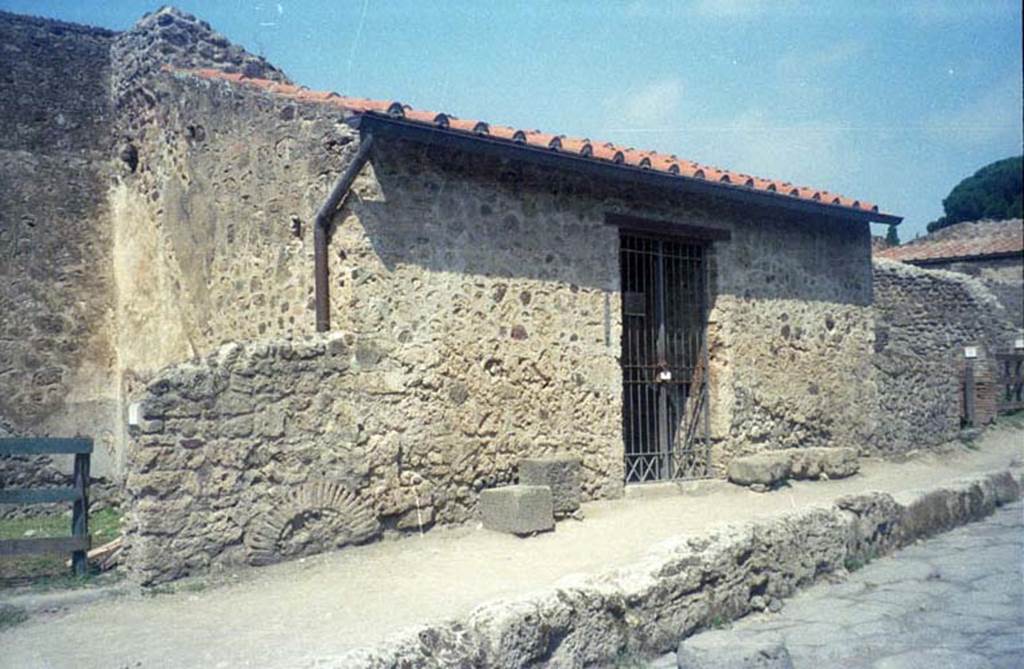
[480,485,554,536]
[518,456,582,515]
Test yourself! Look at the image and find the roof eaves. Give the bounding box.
[354,112,903,225]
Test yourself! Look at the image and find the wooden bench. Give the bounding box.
[0,437,92,576]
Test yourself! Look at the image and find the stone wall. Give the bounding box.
[329,141,625,501]
[108,17,347,384]
[333,137,877,481]
[1,6,309,497]
[919,255,1023,330]
[707,213,875,466]
[125,334,409,583]
[872,259,1019,451]
[0,11,121,478]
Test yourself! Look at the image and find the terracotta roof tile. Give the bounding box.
[171,66,896,219]
[876,219,1023,263]
[560,136,593,157]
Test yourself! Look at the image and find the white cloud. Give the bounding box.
[605,79,685,130]
[687,110,854,187]
[599,104,864,195]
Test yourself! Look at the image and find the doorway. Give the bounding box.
[620,233,711,483]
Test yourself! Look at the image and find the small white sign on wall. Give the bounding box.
[127,401,143,427]
[1015,338,1024,350]
[964,346,978,359]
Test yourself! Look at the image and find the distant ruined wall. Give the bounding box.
[872,259,1019,451]
[917,255,1023,330]
[0,12,121,480]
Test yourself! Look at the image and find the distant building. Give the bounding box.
[876,219,1024,328]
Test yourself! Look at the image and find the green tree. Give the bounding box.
[927,156,1023,232]
[885,224,900,246]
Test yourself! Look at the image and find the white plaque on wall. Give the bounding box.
[127,401,142,427]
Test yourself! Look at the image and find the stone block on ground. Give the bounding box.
[788,447,859,480]
[677,630,794,669]
[729,447,860,489]
[727,453,790,487]
[479,485,554,536]
[518,456,581,516]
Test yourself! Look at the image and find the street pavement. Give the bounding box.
[657,500,1024,668]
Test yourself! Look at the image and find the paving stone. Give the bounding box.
[676,630,793,668]
[872,649,994,669]
[517,456,581,516]
[479,485,554,536]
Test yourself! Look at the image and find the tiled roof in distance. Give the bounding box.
[171,66,895,220]
[876,219,1023,263]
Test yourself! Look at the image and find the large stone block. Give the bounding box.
[789,447,859,480]
[479,485,554,536]
[518,456,581,516]
[728,447,860,489]
[727,453,790,487]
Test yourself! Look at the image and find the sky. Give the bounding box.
[4,0,1021,240]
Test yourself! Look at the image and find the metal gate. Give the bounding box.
[620,233,710,483]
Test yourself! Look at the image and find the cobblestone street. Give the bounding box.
[665,501,1024,668]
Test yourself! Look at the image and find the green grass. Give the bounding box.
[996,409,1024,430]
[844,547,879,573]
[0,604,29,631]
[0,507,122,588]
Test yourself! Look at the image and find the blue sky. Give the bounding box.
[5,1,1021,239]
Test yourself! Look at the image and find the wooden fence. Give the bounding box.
[0,438,92,576]
[995,351,1024,413]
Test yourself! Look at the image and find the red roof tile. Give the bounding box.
[170,66,895,219]
[876,219,1023,263]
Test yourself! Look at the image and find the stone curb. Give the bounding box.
[323,468,1022,668]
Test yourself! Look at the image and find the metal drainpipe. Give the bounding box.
[314,132,375,332]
